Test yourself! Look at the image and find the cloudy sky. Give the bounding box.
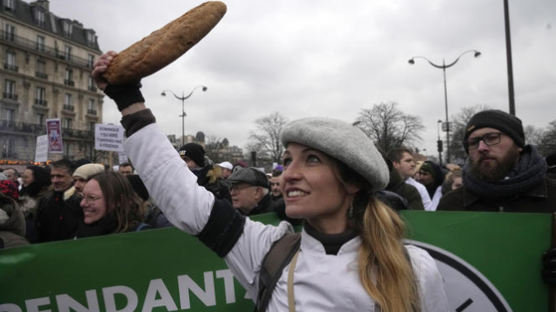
[49,0,555,156]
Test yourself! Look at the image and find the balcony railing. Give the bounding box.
[2,92,18,100]
[35,72,48,79]
[87,109,97,115]
[63,104,75,111]
[64,79,75,87]
[3,63,18,72]
[88,85,97,92]
[34,99,48,106]
[0,30,96,69]
[0,120,93,138]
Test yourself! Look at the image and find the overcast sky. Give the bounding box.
[49,0,555,156]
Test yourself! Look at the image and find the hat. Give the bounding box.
[73,163,105,180]
[281,117,389,192]
[419,161,444,186]
[217,161,233,171]
[228,167,269,188]
[464,109,525,151]
[178,143,205,167]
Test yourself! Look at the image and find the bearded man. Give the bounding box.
[438,109,556,213]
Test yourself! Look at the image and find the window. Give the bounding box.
[64,93,72,106]
[36,59,47,79]
[89,122,96,132]
[64,68,73,86]
[36,35,45,52]
[3,0,14,11]
[88,98,95,110]
[34,8,45,26]
[1,108,15,122]
[62,21,72,36]
[35,87,46,106]
[62,117,72,129]
[3,24,15,41]
[87,75,95,91]
[64,45,72,61]
[3,79,16,100]
[4,51,17,71]
[86,31,95,44]
[87,54,94,68]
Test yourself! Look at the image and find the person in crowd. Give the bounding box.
[441,168,463,195]
[269,172,283,201]
[415,160,444,211]
[228,167,274,216]
[92,51,448,311]
[3,168,20,189]
[216,161,233,179]
[76,172,146,238]
[118,162,134,175]
[72,163,106,197]
[126,174,172,228]
[383,156,424,210]
[0,191,29,249]
[178,143,231,202]
[35,158,82,242]
[436,110,556,286]
[388,148,432,210]
[18,165,51,243]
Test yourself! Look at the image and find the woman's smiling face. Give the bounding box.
[80,179,107,224]
[280,143,358,233]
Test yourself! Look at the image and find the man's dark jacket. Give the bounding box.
[36,189,82,242]
[437,177,556,213]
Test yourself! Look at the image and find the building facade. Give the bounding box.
[1,0,102,163]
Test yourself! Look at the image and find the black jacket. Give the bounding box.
[36,189,82,242]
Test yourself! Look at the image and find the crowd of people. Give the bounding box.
[1,49,556,310]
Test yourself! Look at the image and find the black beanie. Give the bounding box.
[178,143,205,167]
[464,109,524,151]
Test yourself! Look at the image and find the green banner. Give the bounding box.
[0,211,551,312]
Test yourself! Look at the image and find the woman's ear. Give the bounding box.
[345,182,360,195]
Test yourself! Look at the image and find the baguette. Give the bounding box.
[103,1,226,85]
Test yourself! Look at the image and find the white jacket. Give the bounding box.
[126,123,449,312]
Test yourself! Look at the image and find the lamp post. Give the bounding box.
[437,120,443,166]
[161,85,207,146]
[408,49,481,164]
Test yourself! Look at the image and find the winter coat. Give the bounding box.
[386,169,424,210]
[437,177,556,213]
[35,187,82,242]
[0,194,29,249]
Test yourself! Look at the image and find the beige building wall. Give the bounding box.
[1,0,103,163]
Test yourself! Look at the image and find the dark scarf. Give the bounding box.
[463,145,547,200]
[304,222,357,255]
[75,212,118,238]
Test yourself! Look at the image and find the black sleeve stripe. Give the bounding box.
[196,198,246,257]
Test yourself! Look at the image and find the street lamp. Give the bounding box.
[437,119,443,166]
[408,49,481,164]
[161,85,207,146]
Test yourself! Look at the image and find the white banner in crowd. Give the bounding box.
[34,135,48,163]
[46,118,63,154]
[95,124,125,152]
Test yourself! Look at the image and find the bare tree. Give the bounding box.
[524,125,545,148]
[355,102,424,153]
[247,112,288,163]
[538,120,556,156]
[448,105,490,162]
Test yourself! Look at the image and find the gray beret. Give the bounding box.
[281,117,389,192]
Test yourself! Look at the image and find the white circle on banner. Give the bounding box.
[406,240,512,312]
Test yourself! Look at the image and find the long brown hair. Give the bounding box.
[338,162,420,312]
[90,172,144,232]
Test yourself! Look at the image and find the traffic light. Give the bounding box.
[437,139,443,153]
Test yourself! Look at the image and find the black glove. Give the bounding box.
[542,247,556,285]
[104,82,144,111]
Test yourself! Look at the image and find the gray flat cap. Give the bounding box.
[228,167,269,188]
[281,117,389,192]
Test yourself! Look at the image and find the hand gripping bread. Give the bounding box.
[103,1,226,85]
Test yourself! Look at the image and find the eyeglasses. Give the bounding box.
[82,194,103,204]
[466,132,503,150]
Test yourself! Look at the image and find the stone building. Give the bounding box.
[0,0,103,163]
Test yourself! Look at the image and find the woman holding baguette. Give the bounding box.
[93,51,448,312]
